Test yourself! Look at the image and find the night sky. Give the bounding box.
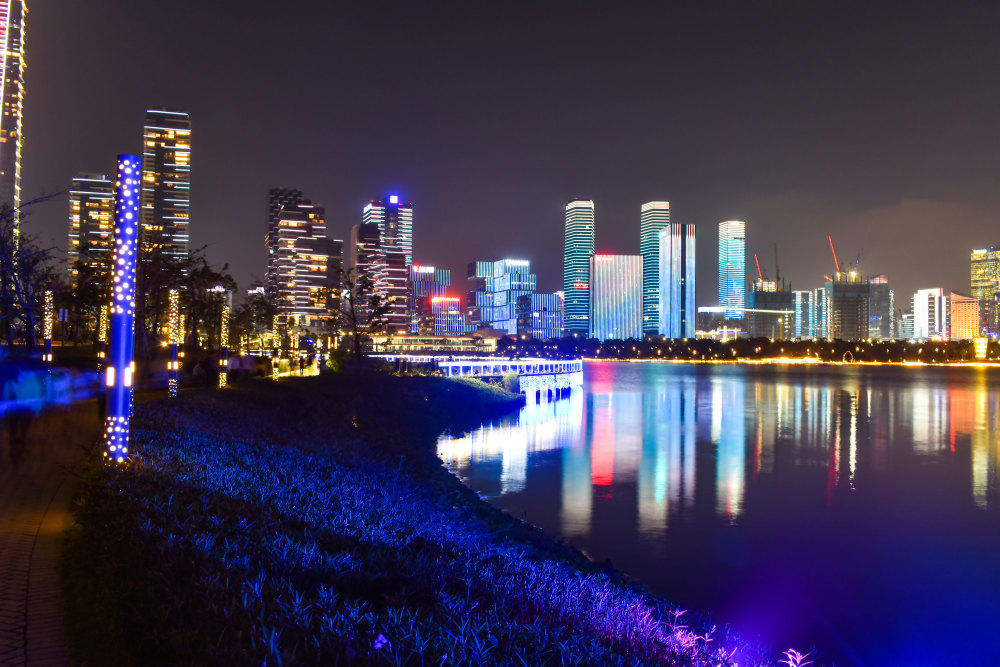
[23,1,1000,306]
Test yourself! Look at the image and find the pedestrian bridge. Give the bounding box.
[375,355,584,400]
[437,358,584,400]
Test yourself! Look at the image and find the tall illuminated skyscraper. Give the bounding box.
[718,220,745,320]
[659,223,696,338]
[141,108,191,262]
[67,173,114,290]
[971,247,1000,335]
[640,201,670,335]
[564,200,594,335]
[363,195,413,266]
[589,255,643,341]
[0,0,26,214]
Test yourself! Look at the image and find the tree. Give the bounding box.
[339,268,390,358]
[0,201,60,350]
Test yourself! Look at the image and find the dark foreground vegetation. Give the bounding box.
[62,371,765,666]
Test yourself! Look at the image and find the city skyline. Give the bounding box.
[15,1,1000,309]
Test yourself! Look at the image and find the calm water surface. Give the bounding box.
[437,361,1000,665]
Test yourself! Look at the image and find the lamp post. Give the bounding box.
[42,290,53,363]
[168,289,180,397]
[219,290,231,387]
[103,154,140,464]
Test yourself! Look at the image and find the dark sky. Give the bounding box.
[23,1,1000,306]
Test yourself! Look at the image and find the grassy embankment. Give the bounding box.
[62,371,752,665]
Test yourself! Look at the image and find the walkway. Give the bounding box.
[0,402,98,667]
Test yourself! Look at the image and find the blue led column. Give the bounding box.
[219,291,231,388]
[42,290,53,363]
[104,154,141,463]
[168,288,179,397]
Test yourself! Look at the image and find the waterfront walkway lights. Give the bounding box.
[168,289,180,397]
[219,290,231,388]
[104,154,140,464]
[42,290,53,363]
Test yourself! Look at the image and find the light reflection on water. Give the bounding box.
[437,361,1000,664]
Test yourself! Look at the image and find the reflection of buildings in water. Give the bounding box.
[713,379,746,521]
[954,375,1000,510]
[912,384,949,453]
[638,381,696,536]
[561,391,593,535]
[437,391,584,495]
[590,393,615,488]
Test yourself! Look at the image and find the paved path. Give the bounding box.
[0,402,99,667]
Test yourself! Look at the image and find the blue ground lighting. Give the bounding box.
[103,154,140,463]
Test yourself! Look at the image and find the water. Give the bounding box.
[437,361,1000,665]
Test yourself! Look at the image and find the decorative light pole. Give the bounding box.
[104,154,140,464]
[168,289,180,397]
[42,290,53,363]
[219,290,231,388]
[97,304,109,361]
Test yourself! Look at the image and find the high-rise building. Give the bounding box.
[718,220,746,320]
[347,220,408,334]
[409,265,450,332]
[0,0,26,214]
[516,293,563,340]
[747,282,793,339]
[467,258,537,334]
[141,108,191,263]
[564,200,594,336]
[363,195,413,265]
[812,286,828,340]
[659,223,696,339]
[415,296,474,336]
[868,275,894,340]
[949,292,980,340]
[265,193,341,323]
[898,309,914,339]
[825,271,870,340]
[971,247,1000,336]
[792,290,813,339]
[590,254,643,341]
[67,173,114,290]
[912,288,948,340]
[640,201,670,335]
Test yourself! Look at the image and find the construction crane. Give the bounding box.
[754,253,765,280]
[852,248,863,271]
[828,235,841,273]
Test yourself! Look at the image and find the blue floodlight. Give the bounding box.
[104,154,141,463]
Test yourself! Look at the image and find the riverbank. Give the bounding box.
[60,371,758,665]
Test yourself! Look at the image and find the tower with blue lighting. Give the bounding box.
[718,220,745,320]
[363,195,413,266]
[640,201,670,336]
[564,200,595,336]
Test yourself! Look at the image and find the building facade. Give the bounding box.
[0,0,26,214]
[467,258,537,334]
[659,223,696,339]
[747,288,794,340]
[516,292,563,340]
[825,272,870,340]
[590,254,643,341]
[141,108,191,263]
[971,247,1000,336]
[409,265,450,332]
[363,195,413,265]
[912,288,948,340]
[792,290,813,339]
[564,200,594,335]
[67,173,114,290]
[718,220,746,320]
[640,201,670,335]
[949,292,980,340]
[868,274,894,340]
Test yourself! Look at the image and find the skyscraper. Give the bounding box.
[589,255,643,341]
[67,173,114,290]
[912,288,948,340]
[971,247,1000,336]
[718,220,746,320]
[640,201,670,336]
[792,290,813,339]
[659,223,696,339]
[825,272,869,341]
[949,292,980,340]
[867,274,894,340]
[363,195,413,265]
[0,0,26,214]
[141,108,191,263]
[564,200,594,336]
